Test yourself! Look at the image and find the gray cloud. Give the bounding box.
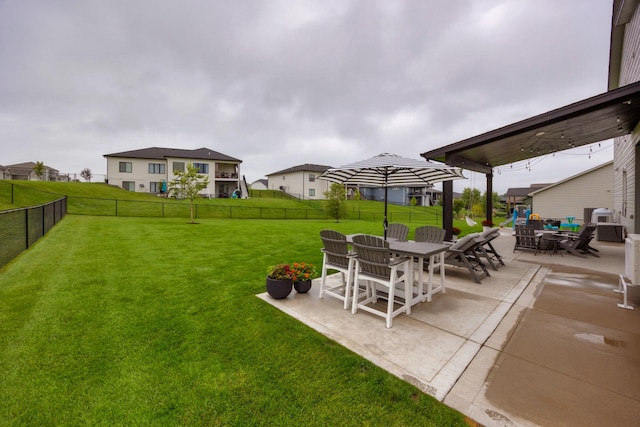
[0,0,614,193]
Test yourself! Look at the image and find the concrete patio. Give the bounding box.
[258,229,640,427]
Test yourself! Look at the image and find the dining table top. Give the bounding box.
[346,234,449,257]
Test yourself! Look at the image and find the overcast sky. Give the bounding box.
[0,0,614,194]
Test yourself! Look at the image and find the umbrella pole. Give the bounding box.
[383,185,388,240]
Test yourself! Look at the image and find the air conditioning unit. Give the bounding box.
[617,234,640,309]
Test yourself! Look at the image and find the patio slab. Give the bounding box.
[259,256,538,401]
[259,230,638,426]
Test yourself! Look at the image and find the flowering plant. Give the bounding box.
[451,227,461,235]
[266,263,293,280]
[290,262,318,282]
[481,220,494,227]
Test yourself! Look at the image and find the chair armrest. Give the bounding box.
[389,256,411,266]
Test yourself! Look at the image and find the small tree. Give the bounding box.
[410,196,417,210]
[323,183,347,223]
[33,161,45,181]
[80,168,92,182]
[353,188,361,211]
[453,199,465,219]
[168,163,210,223]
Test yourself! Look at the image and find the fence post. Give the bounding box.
[115,200,118,216]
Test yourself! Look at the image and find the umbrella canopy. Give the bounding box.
[319,153,465,238]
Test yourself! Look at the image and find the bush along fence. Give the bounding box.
[0,197,67,269]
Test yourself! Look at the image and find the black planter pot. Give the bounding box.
[294,280,312,293]
[266,277,293,299]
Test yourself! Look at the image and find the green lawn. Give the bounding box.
[0,216,475,426]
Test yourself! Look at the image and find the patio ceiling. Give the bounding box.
[421,80,640,174]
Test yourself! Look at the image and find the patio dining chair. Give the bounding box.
[386,223,409,241]
[319,230,358,309]
[351,234,411,328]
[414,225,446,244]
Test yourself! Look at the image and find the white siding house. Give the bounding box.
[104,147,242,198]
[529,161,614,222]
[266,164,332,200]
[250,179,268,190]
[612,0,640,233]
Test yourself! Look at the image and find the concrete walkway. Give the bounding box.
[258,230,640,426]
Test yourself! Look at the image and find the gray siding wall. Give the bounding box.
[615,5,640,233]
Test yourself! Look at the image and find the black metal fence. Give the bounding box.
[0,197,67,269]
[63,196,440,224]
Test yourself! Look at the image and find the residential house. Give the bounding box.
[529,161,614,222]
[3,162,60,181]
[611,0,640,233]
[503,184,551,214]
[360,185,441,207]
[266,164,331,200]
[104,147,242,198]
[250,179,268,190]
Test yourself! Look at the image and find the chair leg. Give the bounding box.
[386,280,395,328]
[486,242,505,266]
[564,247,588,258]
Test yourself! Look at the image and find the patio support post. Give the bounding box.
[443,180,453,241]
[485,172,493,223]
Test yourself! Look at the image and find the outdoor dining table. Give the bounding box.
[536,230,566,256]
[346,235,449,307]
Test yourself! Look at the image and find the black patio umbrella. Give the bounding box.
[319,153,465,239]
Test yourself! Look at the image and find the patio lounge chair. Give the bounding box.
[475,227,505,270]
[513,225,539,254]
[437,233,490,284]
[386,223,409,241]
[319,230,357,309]
[351,234,411,328]
[559,223,599,258]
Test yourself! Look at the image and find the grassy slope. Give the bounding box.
[0,216,473,426]
[0,180,501,235]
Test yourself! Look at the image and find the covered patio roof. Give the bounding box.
[421,80,640,174]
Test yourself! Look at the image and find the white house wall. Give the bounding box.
[268,171,329,199]
[106,156,239,196]
[614,3,640,233]
[531,163,614,223]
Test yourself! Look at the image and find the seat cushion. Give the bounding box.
[449,234,474,250]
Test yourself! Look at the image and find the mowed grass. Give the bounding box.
[0,216,473,426]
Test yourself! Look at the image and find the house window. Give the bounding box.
[173,162,185,172]
[148,163,165,174]
[309,174,315,182]
[309,189,315,197]
[119,162,132,173]
[150,182,161,193]
[193,163,209,174]
[122,181,135,191]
